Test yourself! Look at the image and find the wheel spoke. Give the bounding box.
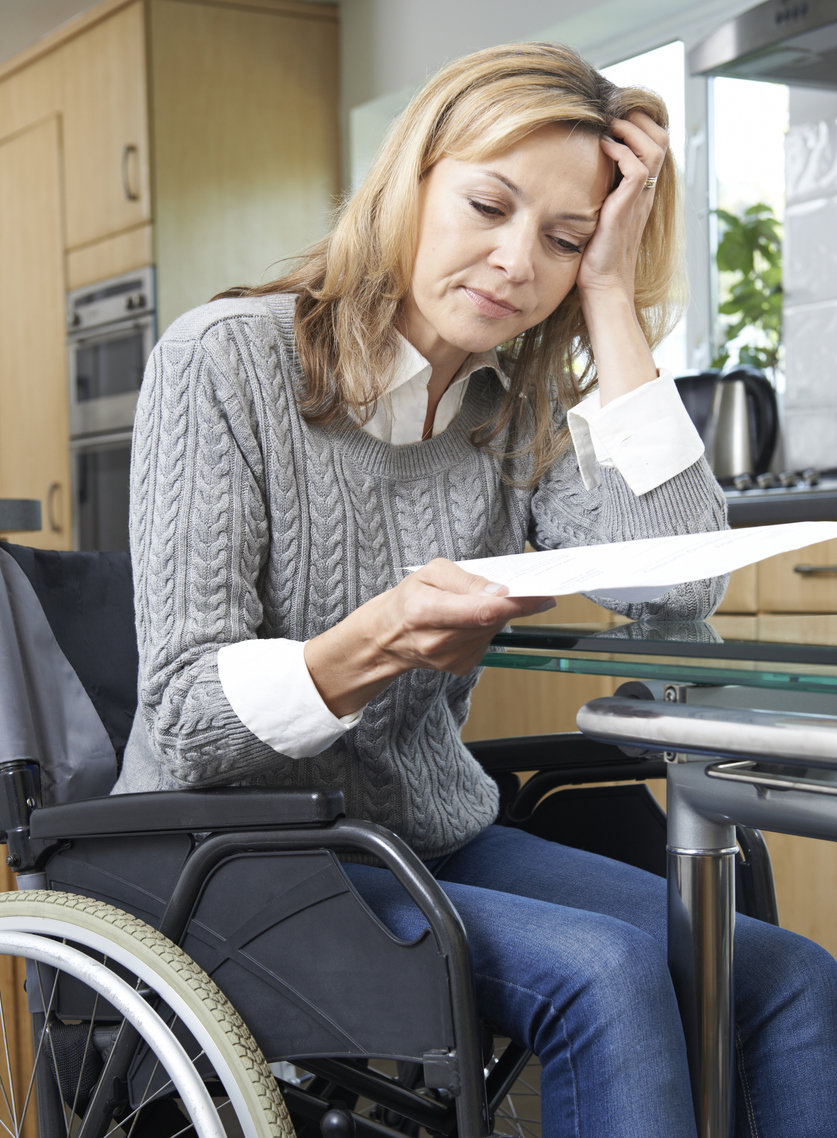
[0,893,291,1138]
[490,1043,542,1138]
[0,994,19,1134]
[31,958,73,1137]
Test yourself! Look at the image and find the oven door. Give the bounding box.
[71,432,133,552]
[68,316,154,437]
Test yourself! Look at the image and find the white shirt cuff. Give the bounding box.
[567,370,705,496]
[217,638,363,759]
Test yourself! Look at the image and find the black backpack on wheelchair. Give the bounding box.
[0,540,777,1137]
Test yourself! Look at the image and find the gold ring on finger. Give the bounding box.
[643,175,658,190]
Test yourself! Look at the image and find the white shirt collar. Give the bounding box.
[387,333,510,396]
[352,332,509,441]
[356,335,510,445]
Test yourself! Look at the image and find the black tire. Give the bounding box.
[0,890,294,1137]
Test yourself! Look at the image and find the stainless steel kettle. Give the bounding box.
[674,367,778,483]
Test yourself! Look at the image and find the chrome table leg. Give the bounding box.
[667,761,737,1138]
[576,694,837,1138]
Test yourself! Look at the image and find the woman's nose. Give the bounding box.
[487,223,537,282]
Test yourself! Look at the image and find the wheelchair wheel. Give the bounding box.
[0,890,293,1138]
[489,1043,542,1138]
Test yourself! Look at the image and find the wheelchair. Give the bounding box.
[0,539,778,1137]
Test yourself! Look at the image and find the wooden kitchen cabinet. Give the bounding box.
[59,0,151,252]
[149,0,340,329]
[715,562,757,614]
[0,116,72,548]
[58,0,340,317]
[0,0,339,538]
[757,539,837,613]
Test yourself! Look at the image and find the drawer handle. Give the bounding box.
[121,144,140,202]
[793,563,837,576]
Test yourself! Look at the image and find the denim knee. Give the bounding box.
[733,917,837,1138]
[471,911,696,1138]
[470,902,682,1064]
[734,915,837,1036]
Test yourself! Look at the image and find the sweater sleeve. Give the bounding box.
[529,447,730,621]
[129,310,306,786]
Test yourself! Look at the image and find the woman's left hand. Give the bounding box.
[575,110,669,301]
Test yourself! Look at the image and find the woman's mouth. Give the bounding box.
[463,288,520,319]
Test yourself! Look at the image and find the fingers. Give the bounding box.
[411,556,508,598]
[409,558,553,628]
[603,113,669,195]
[617,110,670,157]
[384,558,554,674]
[306,559,555,715]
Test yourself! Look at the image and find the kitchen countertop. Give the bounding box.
[725,479,837,526]
[0,499,41,533]
[1,492,832,535]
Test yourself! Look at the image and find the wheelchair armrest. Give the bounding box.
[468,733,666,783]
[29,786,345,840]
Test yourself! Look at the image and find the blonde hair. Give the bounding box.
[220,41,684,482]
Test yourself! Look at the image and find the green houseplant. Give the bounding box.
[710,201,783,382]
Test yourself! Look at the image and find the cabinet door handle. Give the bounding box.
[121,144,140,202]
[793,563,837,577]
[46,482,62,533]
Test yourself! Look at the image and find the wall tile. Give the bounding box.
[783,89,837,469]
[786,116,837,205]
[783,301,837,408]
[784,197,837,305]
[779,406,837,471]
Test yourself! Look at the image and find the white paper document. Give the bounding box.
[445,521,837,602]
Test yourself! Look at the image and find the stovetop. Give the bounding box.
[724,469,837,526]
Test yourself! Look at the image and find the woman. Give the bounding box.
[117,42,837,1137]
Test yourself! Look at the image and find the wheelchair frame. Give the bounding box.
[0,541,778,1137]
[0,758,497,1136]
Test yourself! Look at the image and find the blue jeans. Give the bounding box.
[345,825,837,1138]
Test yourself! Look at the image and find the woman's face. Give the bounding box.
[401,123,612,379]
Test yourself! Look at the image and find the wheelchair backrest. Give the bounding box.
[0,542,136,803]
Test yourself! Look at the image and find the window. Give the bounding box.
[603,42,687,374]
[710,77,788,388]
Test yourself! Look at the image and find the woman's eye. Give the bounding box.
[469,199,504,218]
[550,236,583,255]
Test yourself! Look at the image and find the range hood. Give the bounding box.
[689,0,837,88]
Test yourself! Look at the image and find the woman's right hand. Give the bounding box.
[304,557,554,718]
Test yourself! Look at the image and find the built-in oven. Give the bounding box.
[70,431,133,552]
[66,267,156,550]
[67,266,155,437]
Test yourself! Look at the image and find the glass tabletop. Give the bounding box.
[485,617,837,694]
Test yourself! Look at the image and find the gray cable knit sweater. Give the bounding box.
[114,293,728,859]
